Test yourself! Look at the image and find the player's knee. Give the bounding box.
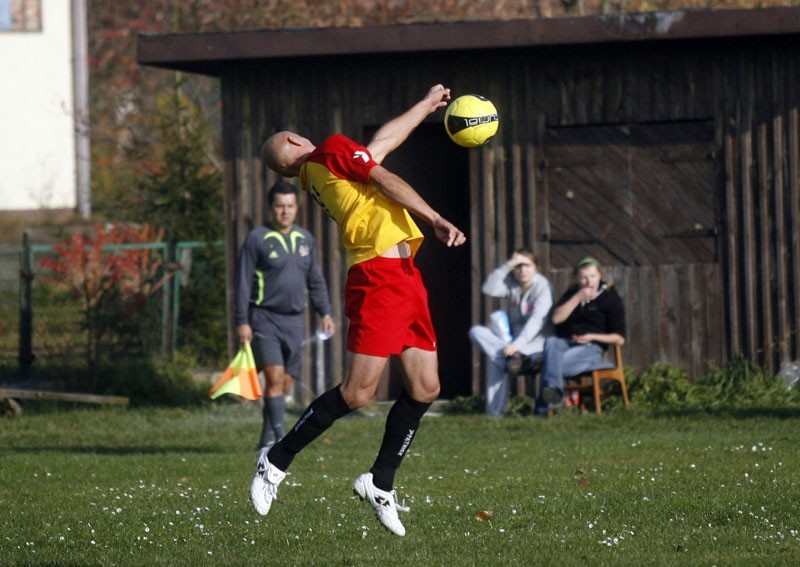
[340,386,372,410]
[265,371,288,397]
[415,380,440,403]
[429,382,441,401]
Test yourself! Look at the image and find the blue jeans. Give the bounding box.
[534,336,603,413]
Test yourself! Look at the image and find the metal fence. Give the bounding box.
[0,245,20,374]
[0,236,225,382]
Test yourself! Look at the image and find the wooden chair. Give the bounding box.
[563,344,629,414]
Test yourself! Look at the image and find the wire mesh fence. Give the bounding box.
[0,245,20,376]
[0,236,226,385]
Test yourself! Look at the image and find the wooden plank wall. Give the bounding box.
[222,36,800,401]
[719,41,800,372]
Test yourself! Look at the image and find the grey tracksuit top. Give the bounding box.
[234,223,332,326]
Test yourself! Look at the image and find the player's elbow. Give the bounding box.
[370,166,405,197]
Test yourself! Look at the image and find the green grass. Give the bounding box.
[2,403,799,566]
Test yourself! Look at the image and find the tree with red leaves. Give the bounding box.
[38,224,174,385]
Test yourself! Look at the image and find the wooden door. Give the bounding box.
[542,121,718,268]
[542,121,725,374]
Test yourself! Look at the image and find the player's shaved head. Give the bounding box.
[261,131,292,175]
[261,131,314,177]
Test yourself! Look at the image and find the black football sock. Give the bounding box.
[268,386,352,471]
[370,389,432,491]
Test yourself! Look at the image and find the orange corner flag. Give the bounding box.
[209,342,262,400]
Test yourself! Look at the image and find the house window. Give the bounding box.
[0,0,41,32]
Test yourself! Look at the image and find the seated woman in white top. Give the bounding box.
[469,249,553,416]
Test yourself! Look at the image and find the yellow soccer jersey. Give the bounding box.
[300,134,424,268]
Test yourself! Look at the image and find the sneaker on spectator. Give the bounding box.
[542,386,564,406]
[353,473,408,536]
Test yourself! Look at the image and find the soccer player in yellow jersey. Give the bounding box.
[254,84,466,536]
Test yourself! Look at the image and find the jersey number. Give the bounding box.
[309,183,336,222]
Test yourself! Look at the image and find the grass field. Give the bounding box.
[2,402,799,565]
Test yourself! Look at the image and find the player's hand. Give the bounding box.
[432,216,466,247]
[423,84,451,114]
[572,333,594,344]
[237,323,253,344]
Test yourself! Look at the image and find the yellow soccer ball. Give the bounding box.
[444,94,499,148]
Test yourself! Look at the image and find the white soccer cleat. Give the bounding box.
[250,447,286,516]
[353,472,409,537]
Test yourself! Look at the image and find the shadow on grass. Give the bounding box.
[650,406,800,419]
[8,445,219,455]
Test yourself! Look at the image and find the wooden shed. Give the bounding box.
[138,7,800,401]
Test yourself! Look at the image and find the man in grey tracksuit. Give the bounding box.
[235,181,335,449]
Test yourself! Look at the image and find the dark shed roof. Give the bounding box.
[137,7,800,75]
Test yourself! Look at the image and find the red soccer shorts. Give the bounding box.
[345,256,437,357]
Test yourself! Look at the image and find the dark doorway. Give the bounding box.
[368,123,472,399]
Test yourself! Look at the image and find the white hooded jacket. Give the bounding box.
[481,263,554,355]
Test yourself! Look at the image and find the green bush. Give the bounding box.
[444,357,800,416]
[505,394,533,415]
[692,356,800,410]
[100,352,209,407]
[629,356,800,412]
[441,395,485,415]
[442,395,531,417]
[175,245,228,368]
[627,362,694,409]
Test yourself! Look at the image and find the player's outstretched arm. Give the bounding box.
[367,84,451,164]
[370,165,466,247]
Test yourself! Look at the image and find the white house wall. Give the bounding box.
[0,0,76,211]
